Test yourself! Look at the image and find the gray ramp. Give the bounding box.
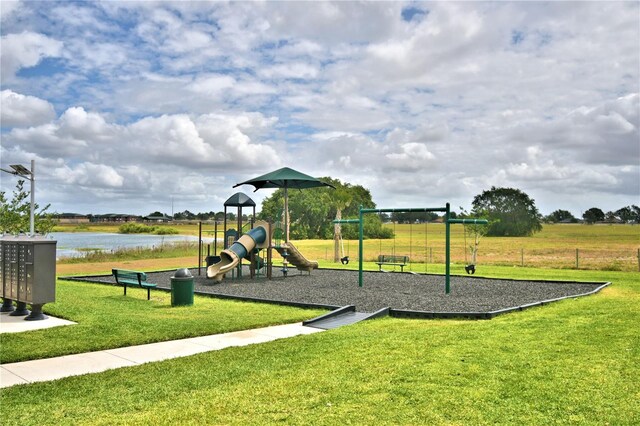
[304,306,390,330]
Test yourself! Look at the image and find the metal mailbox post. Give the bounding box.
[0,236,57,320]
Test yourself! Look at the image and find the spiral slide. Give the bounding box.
[207,222,268,283]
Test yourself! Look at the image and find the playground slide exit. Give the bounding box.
[206,222,268,282]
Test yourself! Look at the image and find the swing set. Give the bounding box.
[334,203,487,294]
[371,209,432,273]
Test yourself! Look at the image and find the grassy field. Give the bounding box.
[1,265,638,425]
[56,222,640,271]
[6,223,632,424]
[299,223,640,272]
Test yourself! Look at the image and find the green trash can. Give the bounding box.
[171,268,194,307]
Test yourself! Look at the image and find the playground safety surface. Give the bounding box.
[73,268,609,319]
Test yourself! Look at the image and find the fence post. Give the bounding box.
[576,248,579,269]
[637,248,639,272]
[521,248,524,267]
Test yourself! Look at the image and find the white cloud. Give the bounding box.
[386,142,436,171]
[0,90,55,127]
[259,63,319,80]
[0,0,21,23]
[0,1,638,215]
[0,31,63,82]
[58,107,117,142]
[53,162,124,188]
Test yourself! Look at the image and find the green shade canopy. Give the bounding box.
[233,167,335,191]
[233,167,335,242]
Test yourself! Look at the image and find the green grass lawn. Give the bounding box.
[1,267,638,425]
[0,280,326,364]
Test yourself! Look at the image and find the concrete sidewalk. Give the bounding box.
[1,323,323,389]
[1,311,76,334]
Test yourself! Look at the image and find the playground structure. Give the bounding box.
[203,192,319,283]
[335,203,488,293]
[206,220,269,282]
[205,218,319,283]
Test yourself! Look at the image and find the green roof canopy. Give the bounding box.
[224,192,256,207]
[233,167,335,191]
[233,167,334,242]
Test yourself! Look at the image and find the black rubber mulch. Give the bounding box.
[78,267,607,314]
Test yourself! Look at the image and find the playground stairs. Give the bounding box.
[303,306,389,330]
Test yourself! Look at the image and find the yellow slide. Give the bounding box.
[275,241,319,272]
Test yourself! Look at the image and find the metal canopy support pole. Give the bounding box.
[237,206,243,279]
[198,221,202,275]
[223,207,228,249]
[214,221,218,255]
[358,206,364,287]
[284,184,289,243]
[445,203,451,294]
[267,221,273,280]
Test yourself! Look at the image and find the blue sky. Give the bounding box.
[1,1,638,217]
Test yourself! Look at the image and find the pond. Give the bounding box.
[50,232,213,259]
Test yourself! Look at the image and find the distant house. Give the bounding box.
[90,214,140,223]
[143,214,173,222]
[558,218,582,224]
[57,213,90,224]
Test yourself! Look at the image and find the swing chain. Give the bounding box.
[463,223,476,275]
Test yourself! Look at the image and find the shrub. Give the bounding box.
[118,223,154,234]
[153,227,179,235]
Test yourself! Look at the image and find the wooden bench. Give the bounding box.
[112,269,157,300]
[376,255,409,272]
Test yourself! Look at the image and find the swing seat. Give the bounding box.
[341,256,350,265]
[465,264,476,275]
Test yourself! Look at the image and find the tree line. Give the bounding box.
[544,206,640,224]
[2,179,637,237]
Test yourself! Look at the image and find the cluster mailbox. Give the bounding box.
[0,235,57,320]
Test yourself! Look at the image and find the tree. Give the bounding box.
[615,205,640,224]
[0,180,56,234]
[545,209,577,223]
[173,210,195,220]
[604,211,619,223]
[258,177,392,240]
[583,207,604,224]
[471,186,542,236]
[459,208,490,267]
[332,184,353,261]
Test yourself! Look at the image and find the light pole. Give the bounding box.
[1,159,35,236]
